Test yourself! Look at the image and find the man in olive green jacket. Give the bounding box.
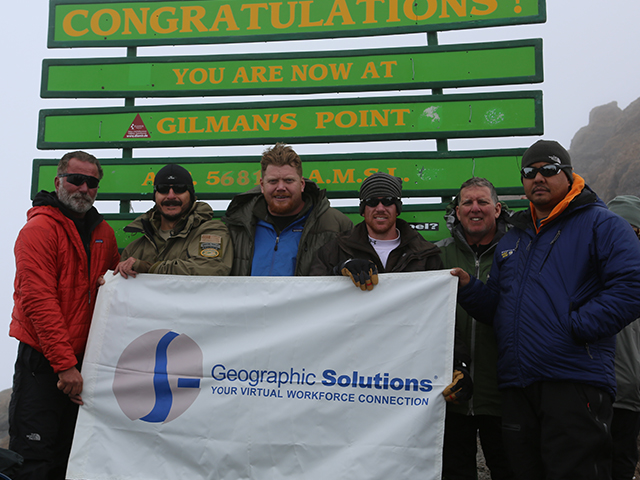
[115,164,232,277]
[436,177,514,480]
[222,144,352,276]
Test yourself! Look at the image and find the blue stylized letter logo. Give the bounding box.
[113,330,203,423]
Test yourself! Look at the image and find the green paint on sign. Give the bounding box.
[42,40,542,98]
[37,91,542,149]
[49,0,546,48]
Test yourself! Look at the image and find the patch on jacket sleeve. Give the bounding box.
[200,234,222,258]
[500,248,514,259]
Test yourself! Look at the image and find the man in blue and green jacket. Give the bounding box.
[452,140,640,480]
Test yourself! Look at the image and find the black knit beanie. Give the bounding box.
[521,140,573,184]
[359,172,403,215]
[154,164,195,203]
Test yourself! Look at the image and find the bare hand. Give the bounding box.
[114,257,138,279]
[450,268,471,289]
[57,366,84,405]
[97,275,105,286]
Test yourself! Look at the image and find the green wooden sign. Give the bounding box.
[103,205,459,248]
[37,91,543,149]
[103,200,526,249]
[33,149,526,200]
[42,39,542,98]
[49,0,546,48]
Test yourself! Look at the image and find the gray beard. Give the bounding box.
[57,186,95,215]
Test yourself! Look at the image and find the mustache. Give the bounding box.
[70,192,93,202]
[161,199,183,207]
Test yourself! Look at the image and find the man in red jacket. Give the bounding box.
[8,151,120,480]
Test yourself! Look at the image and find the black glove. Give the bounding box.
[338,259,379,291]
[442,365,473,404]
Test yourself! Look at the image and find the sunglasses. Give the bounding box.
[363,197,397,208]
[155,184,189,194]
[58,173,100,189]
[520,164,567,179]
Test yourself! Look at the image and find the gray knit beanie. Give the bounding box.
[607,195,640,228]
[359,172,403,215]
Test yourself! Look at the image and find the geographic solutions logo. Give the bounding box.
[113,329,202,423]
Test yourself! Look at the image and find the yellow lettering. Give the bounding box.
[189,117,204,133]
[309,64,328,81]
[324,0,356,25]
[356,0,385,24]
[142,172,155,185]
[241,3,268,30]
[361,62,380,79]
[209,68,225,84]
[210,5,240,31]
[280,113,297,130]
[386,167,397,176]
[299,1,323,27]
[391,108,411,125]
[206,116,231,132]
[173,69,189,85]
[253,114,271,130]
[189,68,207,84]
[291,65,308,81]
[123,8,148,35]
[157,118,176,134]
[404,0,437,20]
[91,9,121,37]
[270,1,297,29]
[307,169,325,184]
[251,66,268,83]
[359,110,369,127]
[335,111,357,128]
[333,169,355,183]
[177,117,187,134]
[231,115,254,132]
[63,10,89,37]
[440,0,466,18]
[329,63,352,79]
[316,112,334,129]
[363,168,379,177]
[380,61,397,78]
[388,0,400,22]
[232,67,250,83]
[470,0,497,15]
[180,6,207,32]
[371,109,389,126]
[269,66,284,82]
[150,7,178,34]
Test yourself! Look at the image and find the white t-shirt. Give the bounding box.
[368,229,401,269]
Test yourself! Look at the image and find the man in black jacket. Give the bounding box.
[310,172,472,404]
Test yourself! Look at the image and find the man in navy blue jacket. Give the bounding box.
[451,140,640,480]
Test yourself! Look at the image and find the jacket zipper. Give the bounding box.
[538,229,562,273]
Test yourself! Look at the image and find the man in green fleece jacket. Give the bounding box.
[436,177,514,480]
[115,163,233,277]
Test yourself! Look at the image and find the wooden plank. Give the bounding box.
[37,91,543,149]
[41,39,542,98]
[49,0,546,48]
[32,149,526,200]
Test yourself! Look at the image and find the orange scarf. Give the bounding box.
[530,173,585,234]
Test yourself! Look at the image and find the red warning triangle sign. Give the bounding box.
[123,114,151,139]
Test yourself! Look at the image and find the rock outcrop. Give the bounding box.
[0,388,10,449]
[570,98,640,202]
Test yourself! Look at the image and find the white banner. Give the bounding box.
[68,271,457,480]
